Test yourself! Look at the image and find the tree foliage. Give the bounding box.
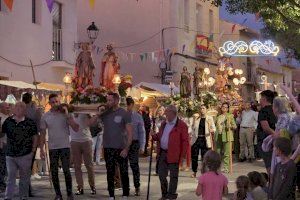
[202,0,300,60]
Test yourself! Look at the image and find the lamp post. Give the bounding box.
[74,22,99,49]
[63,72,72,103]
[87,22,99,44]
[169,82,175,96]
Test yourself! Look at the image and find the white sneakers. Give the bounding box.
[108,197,114,200]
[31,173,41,180]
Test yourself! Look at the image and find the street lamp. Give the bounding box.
[63,72,72,103]
[169,82,175,96]
[87,22,99,44]
[74,22,99,49]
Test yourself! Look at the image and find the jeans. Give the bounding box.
[128,140,140,189]
[49,148,73,197]
[5,152,34,200]
[191,137,208,173]
[71,141,95,188]
[92,134,103,163]
[104,148,129,197]
[158,150,179,199]
[0,145,7,189]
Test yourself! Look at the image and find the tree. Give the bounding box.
[203,0,300,59]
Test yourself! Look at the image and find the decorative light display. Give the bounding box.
[219,40,280,57]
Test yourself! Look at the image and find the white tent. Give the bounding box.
[131,82,179,98]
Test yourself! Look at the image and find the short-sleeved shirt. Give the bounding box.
[198,171,228,200]
[271,160,296,200]
[257,105,277,142]
[2,117,37,157]
[101,107,132,149]
[40,111,70,150]
[70,114,92,143]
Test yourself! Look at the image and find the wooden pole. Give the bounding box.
[29,60,41,106]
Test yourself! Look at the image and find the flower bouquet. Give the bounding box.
[70,85,107,113]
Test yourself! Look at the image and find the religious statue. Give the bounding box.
[73,43,95,89]
[179,66,192,98]
[100,44,120,90]
[193,66,203,96]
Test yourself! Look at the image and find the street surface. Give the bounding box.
[0,158,267,200]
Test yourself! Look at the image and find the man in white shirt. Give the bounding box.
[239,102,258,162]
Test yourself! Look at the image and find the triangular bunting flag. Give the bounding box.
[140,54,144,62]
[151,52,155,62]
[219,30,225,40]
[45,0,54,13]
[89,0,95,9]
[231,24,236,33]
[4,0,13,11]
[172,47,177,54]
[182,45,186,54]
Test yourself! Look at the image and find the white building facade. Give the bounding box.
[0,0,77,84]
[76,0,220,86]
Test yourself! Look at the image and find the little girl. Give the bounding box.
[233,176,253,200]
[196,150,228,200]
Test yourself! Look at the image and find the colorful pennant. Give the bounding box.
[231,24,237,33]
[45,0,54,13]
[3,0,13,11]
[89,0,95,9]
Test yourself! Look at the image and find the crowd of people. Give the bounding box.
[0,83,300,200]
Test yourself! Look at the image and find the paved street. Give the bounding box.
[0,157,266,200]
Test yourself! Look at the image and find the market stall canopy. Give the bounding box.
[132,82,179,98]
[37,82,65,91]
[0,80,62,101]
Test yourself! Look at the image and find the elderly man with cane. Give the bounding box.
[151,105,189,200]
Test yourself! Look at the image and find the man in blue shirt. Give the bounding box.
[126,97,145,196]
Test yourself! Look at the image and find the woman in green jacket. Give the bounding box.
[215,102,237,173]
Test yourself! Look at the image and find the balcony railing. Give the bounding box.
[53,29,62,61]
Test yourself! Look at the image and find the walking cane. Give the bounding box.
[45,141,53,190]
[146,134,154,200]
[229,140,233,174]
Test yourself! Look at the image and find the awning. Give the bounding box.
[37,82,65,91]
[133,82,179,97]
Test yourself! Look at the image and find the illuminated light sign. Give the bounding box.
[219,40,280,57]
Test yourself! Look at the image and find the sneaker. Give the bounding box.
[122,196,128,200]
[191,173,196,178]
[135,187,140,196]
[109,197,115,200]
[90,186,96,195]
[34,173,42,179]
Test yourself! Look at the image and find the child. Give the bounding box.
[195,150,228,200]
[270,137,297,200]
[247,171,267,200]
[233,176,253,200]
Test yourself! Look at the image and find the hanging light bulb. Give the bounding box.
[233,78,240,85]
[234,69,239,75]
[239,69,244,75]
[228,70,234,76]
[240,77,246,84]
[208,77,215,86]
[204,68,210,75]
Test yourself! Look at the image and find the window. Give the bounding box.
[209,10,214,34]
[0,0,2,12]
[32,0,36,23]
[196,4,202,33]
[52,1,62,60]
[184,0,189,31]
